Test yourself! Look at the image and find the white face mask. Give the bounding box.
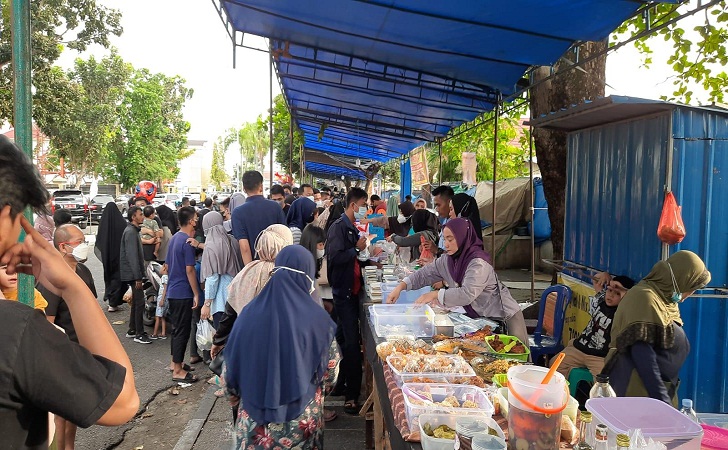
[354,206,368,220]
[69,242,90,263]
[316,249,325,259]
[397,214,408,224]
[306,195,315,202]
[272,266,316,294]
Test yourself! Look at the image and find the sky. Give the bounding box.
[55,1,715,172]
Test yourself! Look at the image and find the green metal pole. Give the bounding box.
[12,0,34,307]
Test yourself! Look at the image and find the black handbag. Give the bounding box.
[209,349,225,377]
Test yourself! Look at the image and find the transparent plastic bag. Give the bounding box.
[195,319,214,351]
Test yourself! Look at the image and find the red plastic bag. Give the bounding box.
[657,191,686,245]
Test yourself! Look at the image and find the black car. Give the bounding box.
[52,189,90,229]
[89,194,115,223]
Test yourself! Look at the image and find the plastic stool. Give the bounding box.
[568,367,594,397]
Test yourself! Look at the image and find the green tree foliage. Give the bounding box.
[271,94,304,178]
[425,102,530,185]
[614,1,728,103]
[210,137,229,190]
[0,0,122,124]
[224,119,269,175]
[106,69,193,189]
[40,51,131,186]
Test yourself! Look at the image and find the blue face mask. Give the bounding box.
[668,263,683,303]
[354,206,368,220]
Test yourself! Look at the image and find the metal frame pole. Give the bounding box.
[438,138,443,185]
[491,101,499,269]
[289,112,293,179]
[269,52,274,193]
[529,125,535,302]
[12,0,34,307]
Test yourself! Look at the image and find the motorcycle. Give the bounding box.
[143,261,163,327]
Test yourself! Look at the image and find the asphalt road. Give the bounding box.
[74,237,188,450]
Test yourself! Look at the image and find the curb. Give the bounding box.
[173,385,219,450]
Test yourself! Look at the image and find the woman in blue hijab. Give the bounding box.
[286,197,318,245]
[224,245,336,449]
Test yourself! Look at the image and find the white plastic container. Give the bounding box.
[369,304,435,337]
[586,397,704,450]
[418,413,462,450]
[381,283,431,304]
[496,387,578,423]
[387,354,476,387]
[402,383,494,431]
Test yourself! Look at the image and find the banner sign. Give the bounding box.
[462,152,476,185]
[557,273,596,346]
[410,146,429,187]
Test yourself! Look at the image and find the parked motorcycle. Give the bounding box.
[143,261,163,327]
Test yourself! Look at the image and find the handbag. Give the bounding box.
[209,348,224,377]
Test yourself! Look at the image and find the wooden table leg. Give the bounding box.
[373,381,387,450]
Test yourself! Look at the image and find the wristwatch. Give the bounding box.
[204,300,212,307]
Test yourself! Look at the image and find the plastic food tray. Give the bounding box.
[402,383,494,431]
[586,397,703,450]
[483,335,530,362]
[381,283,432,304]
[387,354,476,387]
[369,304,435,338]
[418,413,502,450]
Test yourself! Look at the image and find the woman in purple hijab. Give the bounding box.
[385,218,528,346]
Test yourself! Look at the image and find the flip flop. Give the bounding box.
[344,400,359,415]
[168,364,195,372]
[323,409,338,422]
[172,372,199,383]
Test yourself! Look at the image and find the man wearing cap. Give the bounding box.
[555,272,636,379]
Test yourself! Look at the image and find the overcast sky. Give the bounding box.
[56,1,711,154]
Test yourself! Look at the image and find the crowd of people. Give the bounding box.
[0,132,712,449]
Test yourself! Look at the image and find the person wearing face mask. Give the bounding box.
[361,200,416,238]
[286,197,318,245]
[386,218,529,347]
[388,209,439,263]
[300,183,315,201]
[450,192,484,244]
[224,246,335,448]
[603,250,710,406]
[36,224,98,450]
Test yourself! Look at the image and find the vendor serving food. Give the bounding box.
[386,218,529,347]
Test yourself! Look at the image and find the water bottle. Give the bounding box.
[680,399,699,423]
[589,374,617,398]
[594,424,609,450]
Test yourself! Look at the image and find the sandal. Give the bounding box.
[168,364,195,372]
[189,355,203,364]
[344,400,359,415]
[323,409,338,422]
[172,372,199,383]
[214,388,225,398]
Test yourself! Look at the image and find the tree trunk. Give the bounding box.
[530,41,607,263]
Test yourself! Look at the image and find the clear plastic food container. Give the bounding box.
[387,354,476,387]
[402,383,494,431]
[369,304,435,337]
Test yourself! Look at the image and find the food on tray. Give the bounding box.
[451,375,486,388]
[470,357,523,382]
[441,395,460,408]
[462,400,478,408]
[376,338,434,359]
[432,334,452,343]
[422,423,456,440]
[388,354,473,375]
[460,325,493,340]
[487,335,527,354]
[406,388,480,409]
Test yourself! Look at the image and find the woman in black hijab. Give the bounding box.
[451,193,483,243]
[95,203,128,311]
[390,209,439,262]
[155,205,179,262]
[363,200,416,238]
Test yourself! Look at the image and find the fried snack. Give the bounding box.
[432,425,456,439]
[510,343,527,354]
[440,396,460,408]
[462,400,478,409]
[376,339,435,360]
[489,335,506,352]
[461,325,493,340]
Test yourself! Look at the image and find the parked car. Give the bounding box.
[116,194,133,216]
[153,193,182,210]
[51,189,90,229]
[89,194,115,223]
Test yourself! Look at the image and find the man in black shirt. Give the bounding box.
[0,135,139,449]
[120,206,150,344]
[326,187,368,414]
[556,273,635,378]
[37,224,98,450]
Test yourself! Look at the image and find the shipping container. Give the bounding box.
[532,96,728,413]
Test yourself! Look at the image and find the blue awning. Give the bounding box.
[305,161,366,180]
[215,1,676,166]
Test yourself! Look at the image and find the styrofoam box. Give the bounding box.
[369,304,435,338]
[586,397,703,450]
[402,383,494,431]
[418,414,504,450]
[497,387,578,423]
[381,283,431,304]
[387,354,476,387]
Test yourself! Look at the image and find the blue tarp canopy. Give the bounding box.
[214,0,674,169]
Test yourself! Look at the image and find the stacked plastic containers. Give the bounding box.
[586,397,704,450]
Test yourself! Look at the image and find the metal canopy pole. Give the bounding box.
[269,51,274,192]
[438,138,443,185]
[12,0,34,307]
[529,124,535,302]
[491,100,500,269]
[289,113,293,179]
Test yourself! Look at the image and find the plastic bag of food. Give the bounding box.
[195,319,214,351]
[657,191,686,245]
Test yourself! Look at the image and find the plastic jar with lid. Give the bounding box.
[455,417,489,450]
[472,433,507,450]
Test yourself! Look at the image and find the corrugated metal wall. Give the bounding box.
[671,108,728,412]
[564,113,669,279]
